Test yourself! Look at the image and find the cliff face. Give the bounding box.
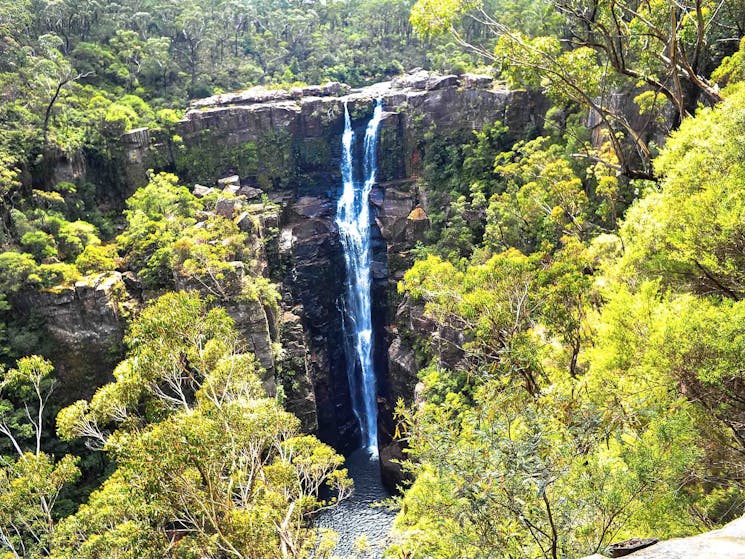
[14,273,134,404]
[39,71,548,464]
[122,70,547,194]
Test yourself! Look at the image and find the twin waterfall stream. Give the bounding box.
[315,101,394,555]
[337,100,383,455]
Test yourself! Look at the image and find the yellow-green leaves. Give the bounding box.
[0,357,80,559]
[0,453,80,557]
[410,0,481,36]
[486,137,590,253]
[495,34,603,102]
[54,291,350,559]
[620,87,745,299]
[712,37,745,89]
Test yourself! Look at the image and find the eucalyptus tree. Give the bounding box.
[0,356,80,559]
[55,291,351,559]
[410,0,735,179]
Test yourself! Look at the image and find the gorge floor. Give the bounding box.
[316,448,396,557]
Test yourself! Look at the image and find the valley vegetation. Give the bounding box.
[386,1,745,556]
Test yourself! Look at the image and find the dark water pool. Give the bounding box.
[315,448,396,557]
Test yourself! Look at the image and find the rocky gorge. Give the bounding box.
[11,68,745,559]
[28,70,550,485]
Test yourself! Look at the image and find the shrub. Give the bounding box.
[75,244,119,275]
[20,231,58,261]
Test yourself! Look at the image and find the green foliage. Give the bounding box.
[0,252,40,294]
[173,130,294,189]
[393,242,741,557]
[0,452,81,558]
[400,242,593,391]
[390,378,702,558]
[172,215,252,298]
[0,203,105,359]
[36,263,81,287]
[416,122,511,259]
[411,0,562,39]
[56,291,252,439]
[54,291,350,559]
[617,86,745,299]
[0,0,445,155]
[392,39,745,557]
[56,221,100,261]
[20,231,58,261]
[115,172,201,288]
[496,34,605,103]
[413,0,731,178]
[75,244,118,275]
[414,123,621,262]
[712,37,745,88]
[103,103,139,134]
[410,0,477,35]
[113,171,267,299]
[486,136,591,253]
[0,356,81,559]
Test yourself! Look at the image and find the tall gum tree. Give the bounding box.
[410,0,732,179]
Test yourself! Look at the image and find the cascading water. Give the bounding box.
[316,100,393,556]
[316,99,394,557]
[336,99,384,455]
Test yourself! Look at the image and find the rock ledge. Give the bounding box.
[582,515,745,559]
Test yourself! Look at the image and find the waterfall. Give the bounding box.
[336,99,384,455]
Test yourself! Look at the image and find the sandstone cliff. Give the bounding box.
[582,515,745,559]
[39,71,549,468]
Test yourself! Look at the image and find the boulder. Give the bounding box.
[607,538,659,557]
[217,174,240,188]
[292,196,331,220]
[237,185,263,199]
[406,205,430,243]
[121,270,140,288]
[193,184,214,197]
[215,197,239,218]
[426,74,460,90]
[380,441,408,492]
[291,82,350,99]
[463,73,494,89]
[235,211,256,234]
[391,70,431,90]
[376,184,415,243]
[396,296,466,370]
[224,295,276,386]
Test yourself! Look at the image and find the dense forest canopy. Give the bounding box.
[0,0,745,557]
[0,0,474,162]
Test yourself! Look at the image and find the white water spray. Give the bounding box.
[336,99,384,455]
